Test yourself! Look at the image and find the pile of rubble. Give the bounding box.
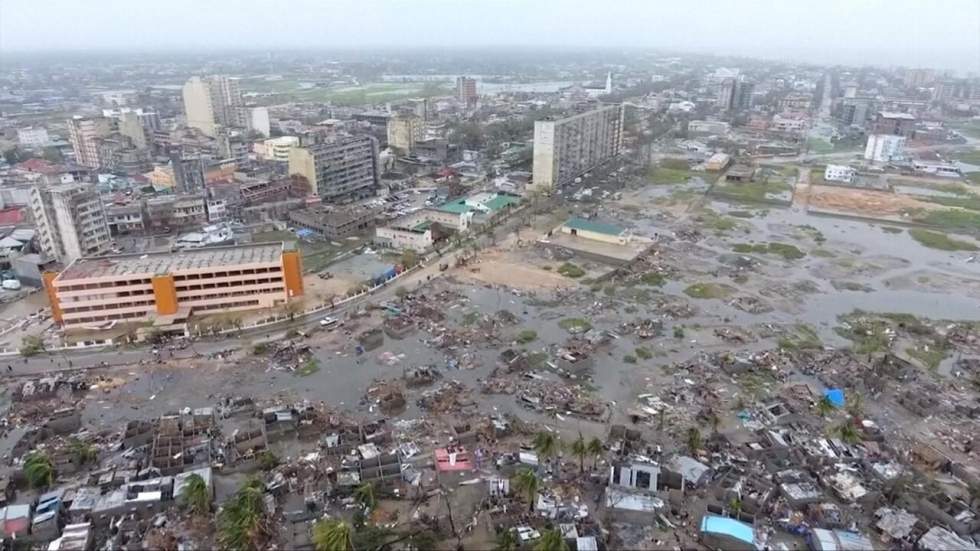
[417,381,474,414]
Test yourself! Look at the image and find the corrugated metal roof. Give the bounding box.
[564,217,624,236]
[699,515,754,545]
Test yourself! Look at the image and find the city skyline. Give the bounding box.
[1,0,978,73]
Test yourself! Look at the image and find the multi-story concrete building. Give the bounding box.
[287,136,379,202]
[43,242,304,330]
[182,76,244,137]
[531,104,624,191]
[456,76,478,106]
[386,114,423,155]
[824,164,856,183]
[288,204,377,240]
[30,183,112,263]
[17,126,50,148]
[118,111,148,150]
[106,203,145,235]
[260,136,300,162]
[870,111,916,138]
[717,78,737,110]
[145,194,207,230]
[67,116,111,169]
[864,134,907,163]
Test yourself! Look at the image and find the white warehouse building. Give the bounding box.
[823,164,856,183]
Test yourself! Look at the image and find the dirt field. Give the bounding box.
[805,184,937,216]
[452,248,575,290]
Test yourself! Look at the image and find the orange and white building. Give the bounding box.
[43,242,304,330]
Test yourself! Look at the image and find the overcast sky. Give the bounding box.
[2,0,978,72]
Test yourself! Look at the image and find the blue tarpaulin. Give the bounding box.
[823,388,845,408]
[295,228,316,239]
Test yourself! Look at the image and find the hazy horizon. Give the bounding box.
[2,0,979,73]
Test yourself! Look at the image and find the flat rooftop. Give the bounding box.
[57,242,286,281]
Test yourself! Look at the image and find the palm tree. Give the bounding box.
[312,518,354,551]
[835,421,861,444]
[533,528,569,551]
[179,473,211,516]
[69,439,97,465]
[533,431,559,461]
[511,468,539,513]
[686,427,702,455]
[23,452,54,488]
[354,482,376,511]
[217,478,267,550]
[846,391,864,419]
[569,434,588,474]
[586,437,603,470]
[816,395,835,417]
[495,528,519,551]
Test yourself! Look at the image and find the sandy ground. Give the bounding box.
[302,274,356,301]
[805,184,936,216]
[452,248,575,290]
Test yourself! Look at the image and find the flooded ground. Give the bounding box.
[49,175,980,453]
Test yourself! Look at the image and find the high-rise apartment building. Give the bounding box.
[182,76,244,137]
[288,136,380,203]
[67,116,111,168]
[869,111,916,138]
[119,111,148,150]
[717,78,737,110]
[456,76,478,106]
[31,183,112,263]
[531,104,624,191]
[386,114,423,155]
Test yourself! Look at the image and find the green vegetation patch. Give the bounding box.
[952,149,980,165]
[648,167,696,185]
[557,262,586,278]
[712,179,793,204]
[778,325,823,351]
[640,272,667,286]
[683,282,735,300]
[732,242,806,260]
[906,342,949,371]
[296,358,320,377]
[881,226,904,234]
[908,228,978,251]
[558,318,593,334]
[515,330,538,344]
[915,208,980,231]
[623,354,637,364]
[635,347,653,360]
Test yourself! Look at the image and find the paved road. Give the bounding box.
[6,209,515,377]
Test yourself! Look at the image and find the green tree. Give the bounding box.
[19,335,45,357]
[729,498,743,516]
[533,528,569,551]
[400,249,418,269]
[569,434,588,474]
[179,473,211,515]
[511,468,539,513]
[42,146,63,163]
[23,452,54,488]
[835,421,861,444]
[217,478,268,550]
[354,482,376,511]
[846,391,864,418]
[312,518,354,551]
[69,439,97,465]
[586,437,604,470]
[817,395,835,417]
[257,450,279,471]
[495,528,519,551]
[533,431,559,460]
[686,427,702,455]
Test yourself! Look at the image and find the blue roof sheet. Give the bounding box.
[700,515,754,544]
[824,388,845,408]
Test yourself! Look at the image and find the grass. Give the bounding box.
[557,262,586,278]
[558,318,593,334]
[732,242,807,260]
[908,228,978,251]
[953,150,980,165]
[697,209,741,233]
[462,311,481,326]
[728,210,757,218]
[648,166,697,185]
[635,347,653,360]
[916,208,980,231]
[623,354,637,364]
[296,358,320,377]
[683,283,734,300]
[712,178,792,204]
[949,120,980,140]
[919,194,980,212]
[806,138,835,154]
[777,325,823,351]
[906,342,948,370]
[881,226,904,234]
[516,330,538,344]
[811,248,836,258]
[640,272,667,286]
